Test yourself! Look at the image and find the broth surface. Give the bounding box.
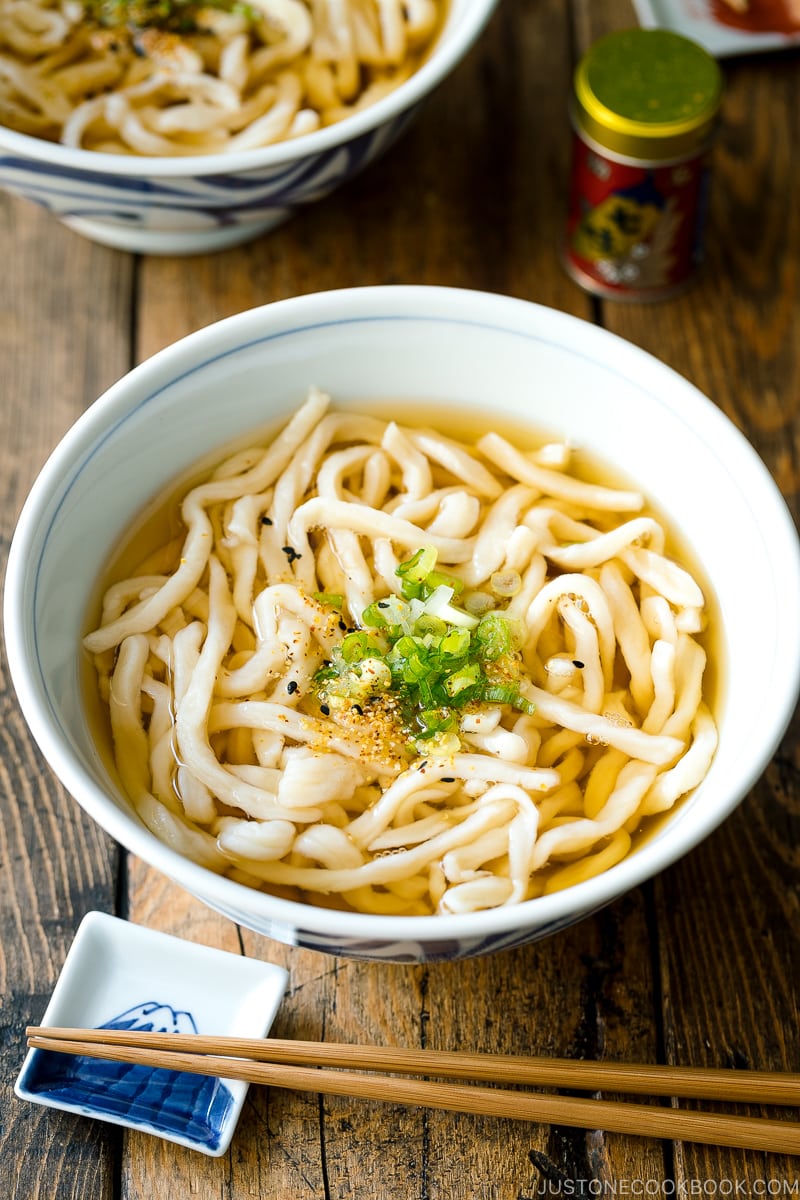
[83,396,722,913]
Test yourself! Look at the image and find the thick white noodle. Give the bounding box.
[84,391,717,915]
[0,0,443,153]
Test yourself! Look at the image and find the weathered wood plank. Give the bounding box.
[573,0,800,1187]
[0,197,134,1200]
[653,718,800,1186]
[421,893,666,1199]
[5,0,795,1195]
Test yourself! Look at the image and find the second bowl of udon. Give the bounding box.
[5,285,800,961]
[0,0,495,254]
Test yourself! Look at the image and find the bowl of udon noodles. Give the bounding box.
[0,0,495,254]
[6,285,800,962]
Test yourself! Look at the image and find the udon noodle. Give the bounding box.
[84,390,718,916]
[0,0,442,153]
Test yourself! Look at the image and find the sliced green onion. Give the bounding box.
[359,658,393,689]
[313,548,533,754]
[464,591,495,616]
[341,631,374,662]
[480,683,536,715]
[415,729,461,757]
[439,627,471,658]
[392,634,420,660]
[361,601,388,628]
[423,585,479,629]
[416,707,456,736]
[490,570,522,598]
[426,569,465,594]
[313,592,344,608]
[444,663,480,697]
[403,653,430,683]
[395,546,438,584]
[475,612,523,659]
[479,683,520,705]
[414,613,448,639]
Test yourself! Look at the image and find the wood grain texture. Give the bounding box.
[573,3,800,1190]
[0,198,134,1199]
[653,714,800,1186]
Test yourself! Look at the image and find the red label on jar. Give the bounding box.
[564,132,711,299]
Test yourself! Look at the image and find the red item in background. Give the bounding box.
[564,131,712,300]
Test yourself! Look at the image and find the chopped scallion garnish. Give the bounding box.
[313,591,344,609]
[313,548,534,754]
[395,546,438,584]
[81,0,257,33]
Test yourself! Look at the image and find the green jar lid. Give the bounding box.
[574,28,723,161]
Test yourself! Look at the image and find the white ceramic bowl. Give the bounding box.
[6,285,800,961]
[0,0,495,255]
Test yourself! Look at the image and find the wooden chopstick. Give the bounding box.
[25,1027,800,1155]
[26,1026,800,1104]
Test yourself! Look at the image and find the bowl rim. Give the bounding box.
[6,284,800,945]
[0,0,497,180]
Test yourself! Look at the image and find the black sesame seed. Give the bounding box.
[282,545,302,563]
[261,516,273,525]
[573,660,585,668]
[352,704,363,715]
[377,600,389,608]
[320,703,330,716]
[287,680,298,694]
[338,620,347,631]
[441,777,455,783]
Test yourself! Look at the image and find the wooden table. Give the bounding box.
[2,1,799,1195]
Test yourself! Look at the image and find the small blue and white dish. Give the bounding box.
[15,911,288,1156]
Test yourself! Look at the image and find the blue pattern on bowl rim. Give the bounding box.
[206,895,606,962]
[15,912,288,1156]
[0,102,418,252]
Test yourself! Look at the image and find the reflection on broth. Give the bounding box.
[83,390,721,915]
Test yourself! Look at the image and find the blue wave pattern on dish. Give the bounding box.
[0,107,416,230]
[21,1001,234,1150]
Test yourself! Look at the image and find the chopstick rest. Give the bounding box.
[15,912,288,1157]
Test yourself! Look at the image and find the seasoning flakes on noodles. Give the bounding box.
[83,390,719,915]
[0,0,442,154]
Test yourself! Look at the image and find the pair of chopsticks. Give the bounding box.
[26,1026,800,1154]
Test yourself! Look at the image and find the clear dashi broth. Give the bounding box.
[83,392,722,917]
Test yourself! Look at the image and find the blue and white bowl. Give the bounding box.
[0,0,496,255]
[5,286,800,962]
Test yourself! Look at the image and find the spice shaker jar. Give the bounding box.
[563,28,723,301]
